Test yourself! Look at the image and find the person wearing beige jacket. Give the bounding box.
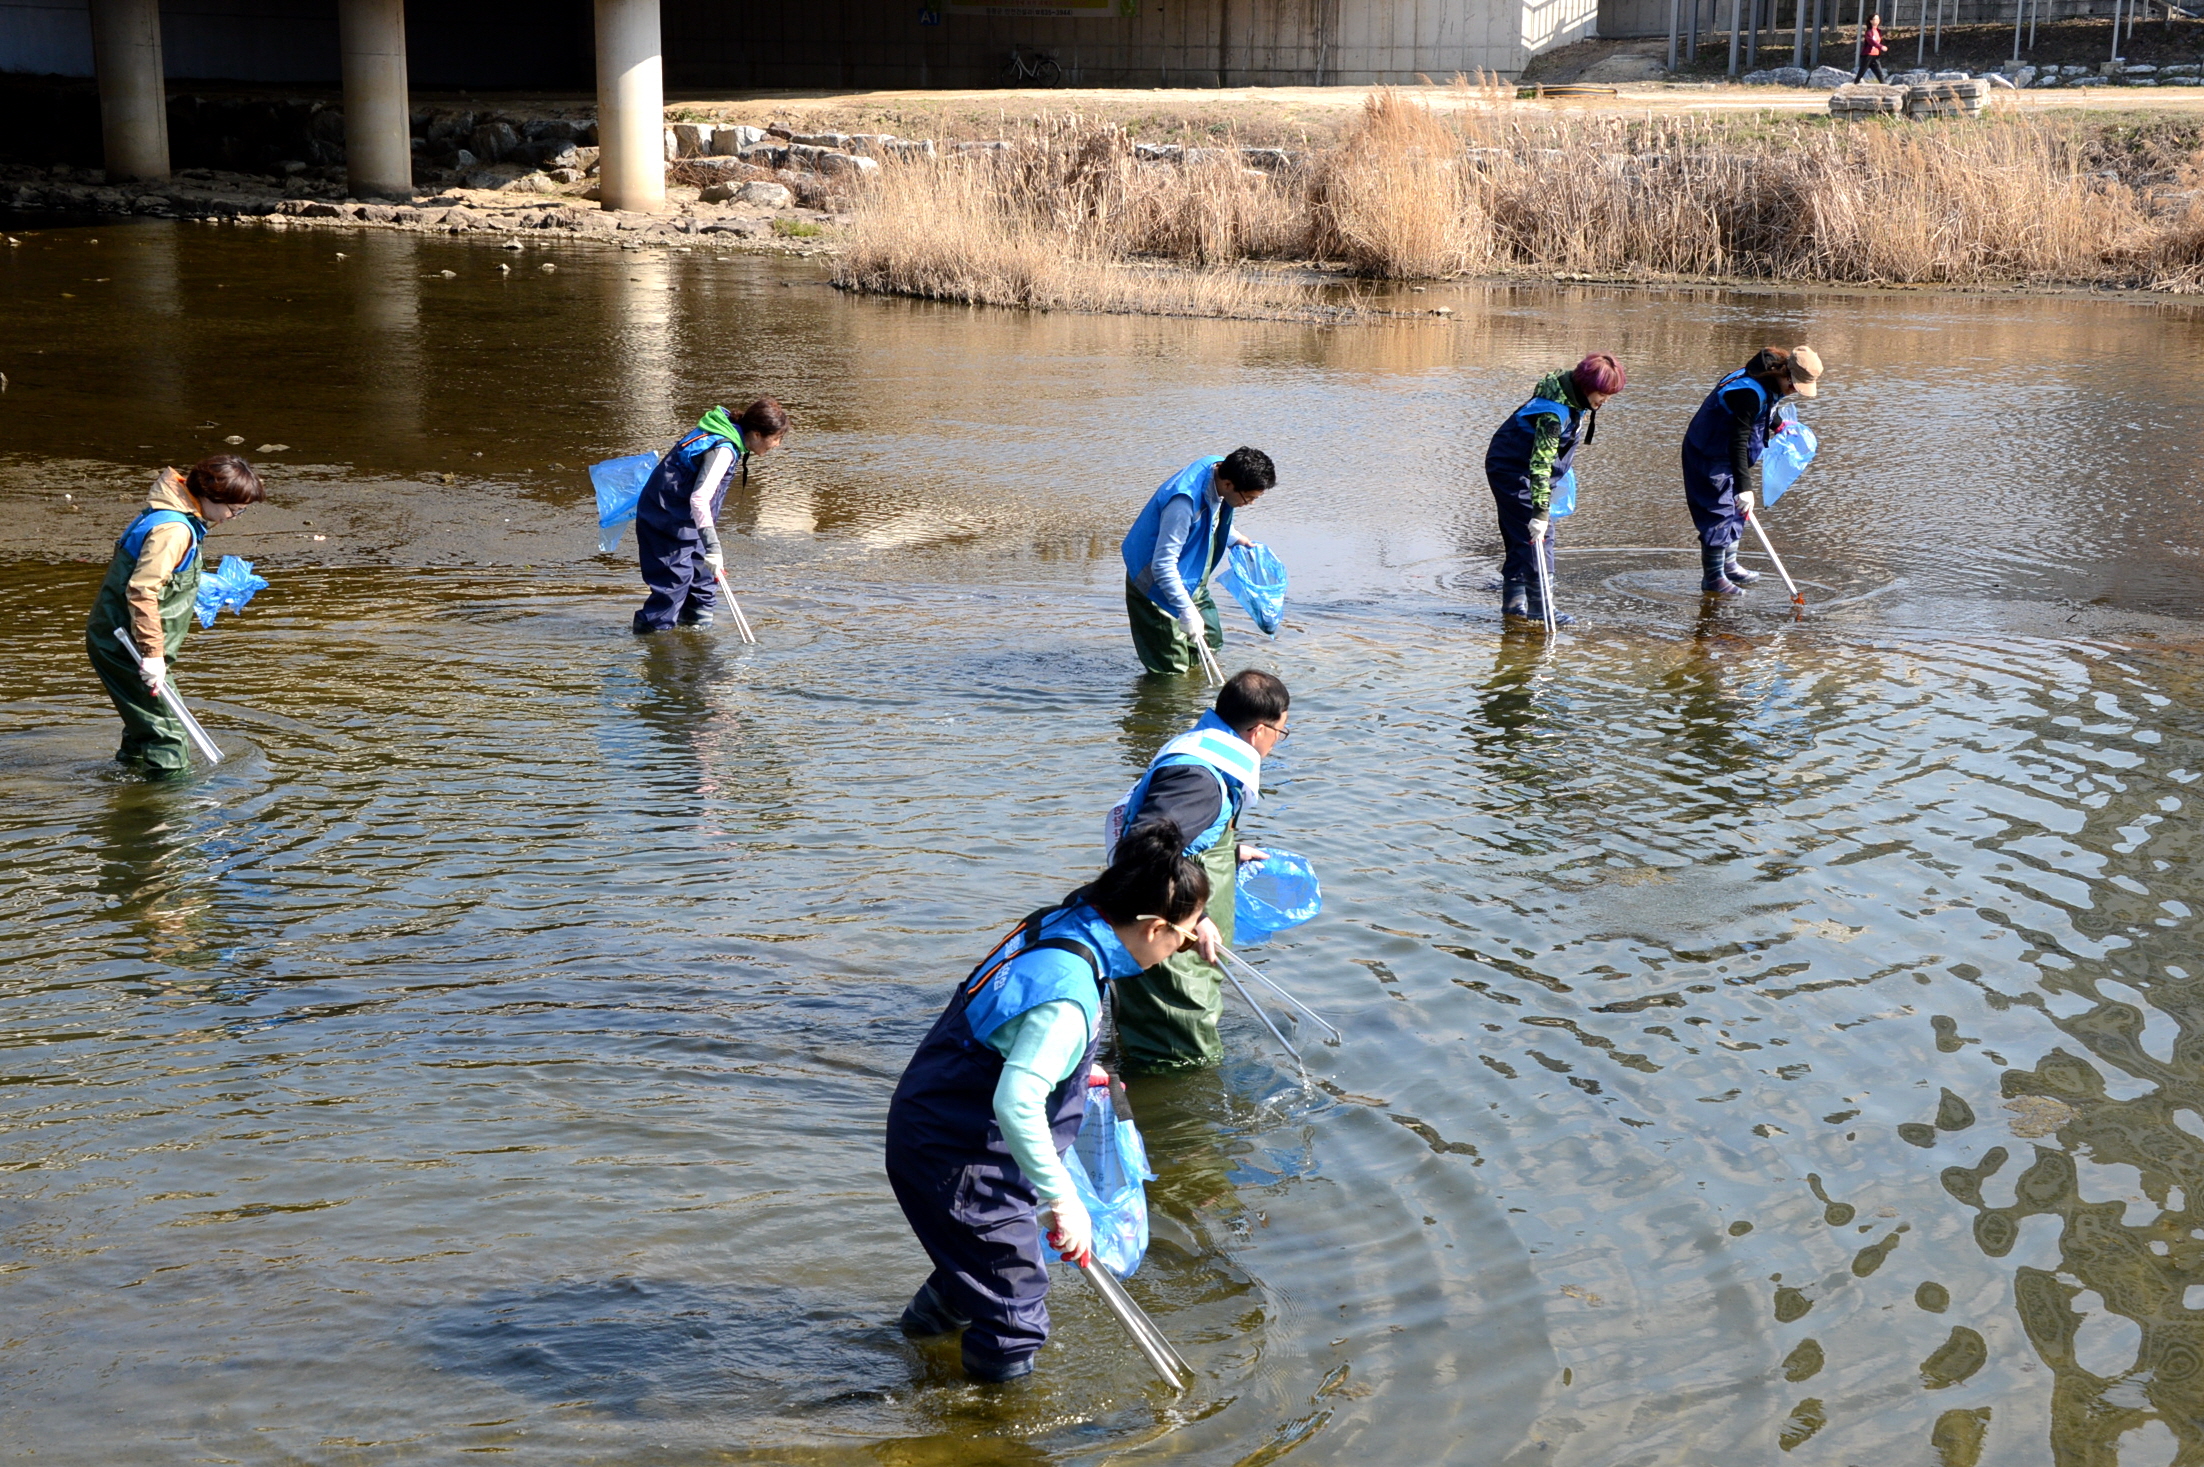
[83,456,264,774]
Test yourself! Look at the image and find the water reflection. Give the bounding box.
[92,782,222,968]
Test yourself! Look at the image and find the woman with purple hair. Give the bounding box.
[1482,353,1626,627]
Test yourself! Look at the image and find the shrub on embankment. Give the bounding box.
[833,91,2204,313]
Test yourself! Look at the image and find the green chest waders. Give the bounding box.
[1112,821,1237,1072]
[85,540,201,773]
[1125,509,1233,677]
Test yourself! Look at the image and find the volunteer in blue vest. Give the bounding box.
[1108,669,1290,1072]
[885,820,1211,1383]
[83,456,265,776]
[631,397,788,634]
[1120,447,1276,675]
[1484,353,1626,626]
[1681,346,1822,595]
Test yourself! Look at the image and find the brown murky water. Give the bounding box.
[4,218,2204,1466]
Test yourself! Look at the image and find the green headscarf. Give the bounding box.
[697,405,744,454]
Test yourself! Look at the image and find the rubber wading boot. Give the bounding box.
[899,1282,971,1338]
[1524,585,1575,627]
[1700,544,1741,595]
[1501,577,1532,620]
[1724,547,1763,585]
[963,1349,1036,1383]
[676,608,716,627]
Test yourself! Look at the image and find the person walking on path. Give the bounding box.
[1107,670,1290,1073]
[1853,13,1889,81]
[1680,346,1823,596]
[83,456,265,777]
[884,821,1211,1383]
[1120,447,1275,676]
[631,399,787,634]
[1483,353,1626,627]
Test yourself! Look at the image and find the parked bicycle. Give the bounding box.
[1001,45,1063,87]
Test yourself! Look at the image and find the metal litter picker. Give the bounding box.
[111,629,224,764]
[1076,1255,1192,1389]
[1742,506,1805,608]
[1533,528,1560,635]
[711,566,758,644]
[1193,635,1225,687]
[1220,947,1341,1043]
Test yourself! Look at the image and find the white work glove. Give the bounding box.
[1177,607,1205,642]
[1527,516,1550,545]
[698,524,726,575]
[1044,1191,1094,1267]
[138,654,167,692]
[1737,490,1756,515]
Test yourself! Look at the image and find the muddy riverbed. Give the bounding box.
[3,218,2203,1466]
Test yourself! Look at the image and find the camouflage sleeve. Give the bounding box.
[1526,413,1562,511]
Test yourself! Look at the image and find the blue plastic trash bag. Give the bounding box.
[1063,1085,1156,1276]
[193,555,269,628]
[591,452,661,553]
[1235,850,1321,947]
[1218,540,1286,636]
[1760,414,1819,507]
[1549,467,1578,520]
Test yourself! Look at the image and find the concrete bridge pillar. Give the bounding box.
[595,0,666,214]
[340,0,413,199]
[88,0,169,183]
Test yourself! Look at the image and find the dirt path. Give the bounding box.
[640,80,2204,148]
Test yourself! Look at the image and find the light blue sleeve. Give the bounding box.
[988,1000,1092,1203]
[1147,494,1198,618]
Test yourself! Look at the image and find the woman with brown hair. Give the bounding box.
[84,455,265,775]
[631,397,788,633]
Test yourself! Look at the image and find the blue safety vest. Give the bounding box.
[1682,370,1777,478]
[1113,710,1260,858]
[1122,456,1232,610]
[635,426,745,534]
[117,508,206,574]
[886,898,1139,1176]
[1485,391,1592,517]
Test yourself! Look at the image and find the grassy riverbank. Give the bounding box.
[832,91,2204,315]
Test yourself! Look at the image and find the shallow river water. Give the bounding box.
[4,221,2204,1467]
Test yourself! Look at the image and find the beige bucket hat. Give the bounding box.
[1789,346,1823,397]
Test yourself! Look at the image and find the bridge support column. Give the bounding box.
[341,0,413,199]
[595,0,665,214]
[89,0,169,183]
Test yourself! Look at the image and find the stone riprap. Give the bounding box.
[0,161,846,253]
[0,114,1318,251]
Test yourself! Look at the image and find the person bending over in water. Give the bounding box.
[1680,346,1822,596]
[1107,669,1290,1073]
[631,398,787,634]
[84,455,265,776]
[1483,352,1626,628]
[885,820,1209,1383]
[1120,446,1274,676]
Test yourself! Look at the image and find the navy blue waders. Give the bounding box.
[884,900,1130,1381]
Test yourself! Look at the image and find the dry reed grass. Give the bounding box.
[831,126,1329,317]
[1313,91,1489,278]
[834,90,2204,314]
